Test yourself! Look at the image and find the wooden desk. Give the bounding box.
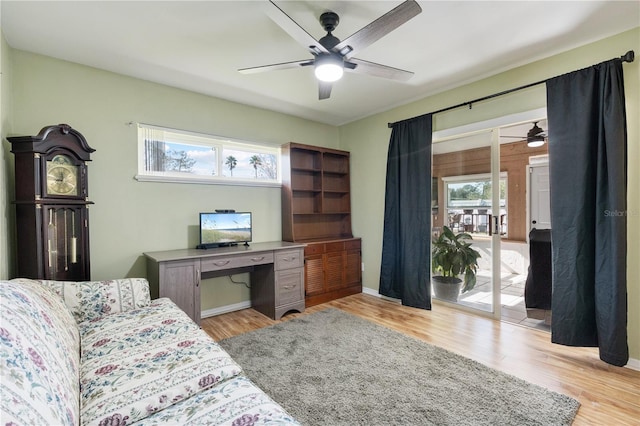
[144,241,306,324]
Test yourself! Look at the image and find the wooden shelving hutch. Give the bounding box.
[281,142,362,306]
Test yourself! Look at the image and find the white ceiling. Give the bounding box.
[2,1,638,126]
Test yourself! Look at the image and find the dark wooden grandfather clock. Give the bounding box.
[8,124,95,281]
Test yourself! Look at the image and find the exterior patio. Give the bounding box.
[457,268,551,331]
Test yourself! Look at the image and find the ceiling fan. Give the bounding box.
[239,0,422,100]
[501,122,548,147]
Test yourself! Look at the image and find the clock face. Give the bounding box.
[46,155,79,196]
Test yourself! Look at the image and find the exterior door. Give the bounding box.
[529,161,551,230]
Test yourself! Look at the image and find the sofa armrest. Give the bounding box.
[40,278,151,323]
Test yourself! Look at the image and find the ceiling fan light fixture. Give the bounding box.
[527,136,545,148]
[314,55,344,82]
[526,121,546,147]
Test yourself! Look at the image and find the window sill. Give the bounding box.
[134,174,282,188]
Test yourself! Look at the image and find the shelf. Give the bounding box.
[292,191,321,215]
[291,169,321,192]
[323,192,349,213]
[290,149,322,170]
[323,174,349,192]
[292,215,352,241]
[282,142,352,242]
[322,169,348,176]
[292,212,350,216]
[292,187,321,193]
[322,153,349,174]
[292,167,322,173]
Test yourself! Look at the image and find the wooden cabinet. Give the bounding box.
[303,239,361,306]
[281,143,361,305]
[157,259,201,324]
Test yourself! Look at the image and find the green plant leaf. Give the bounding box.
[431,226,481,290]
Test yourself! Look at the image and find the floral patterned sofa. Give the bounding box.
[0,278,299,425]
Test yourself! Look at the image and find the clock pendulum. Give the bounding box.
[63,209,68,271]
[47,209,56,276]
[71,210,77,264]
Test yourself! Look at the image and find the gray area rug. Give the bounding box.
[219,308,579,425]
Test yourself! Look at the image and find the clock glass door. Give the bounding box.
[44,206,87,280]
[46,154,80,197]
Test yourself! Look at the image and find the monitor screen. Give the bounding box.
[199,212,252,247]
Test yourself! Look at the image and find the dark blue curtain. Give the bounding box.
[546,59,628,366]
[379,116,432,309]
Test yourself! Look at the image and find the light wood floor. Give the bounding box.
[202,293,640,425]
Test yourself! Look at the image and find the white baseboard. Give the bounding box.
[362,287,380,297]
[360,287,640,370]
[201,301,251,319]
[625,357,640,371]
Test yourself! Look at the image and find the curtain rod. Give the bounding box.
[387,50,635,128]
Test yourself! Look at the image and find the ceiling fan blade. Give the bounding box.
[346,58,414,81]
[332,0,422,59]
[319,82,332,100]
[239,59,314,74]
[502,122,548,139]
[500,135,549,140]
[266,0,329,55]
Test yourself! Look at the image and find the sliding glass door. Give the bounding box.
[432,130,502,317]
[431,112,551,326]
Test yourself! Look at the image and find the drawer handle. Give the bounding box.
[283,284,297,290]
[213,260,230,266]
[283,256,297,262]
[251,256,265,262]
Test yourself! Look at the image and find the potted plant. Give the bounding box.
[431,226,481,302]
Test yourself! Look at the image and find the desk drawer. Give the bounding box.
[345,238,361,250]
[276,269,304,306]
[304,243,325,256]
[275,250,304,270]
[201,252,274,272]
[325,242,345,253]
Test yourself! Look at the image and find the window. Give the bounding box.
[442,173,508,236]
[444,174,507,210]
[136,124,280,186]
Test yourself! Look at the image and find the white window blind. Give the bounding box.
[135,124,280,187]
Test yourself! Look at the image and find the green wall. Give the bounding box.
[7,50,338,310]
[340,28,640,361]
[1,29,14,280]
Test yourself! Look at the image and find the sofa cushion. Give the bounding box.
[130,376,300,425]
[41,278,151,323]
[80,298,196,363]
[79,298,243,426]
[0,279,81,426]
